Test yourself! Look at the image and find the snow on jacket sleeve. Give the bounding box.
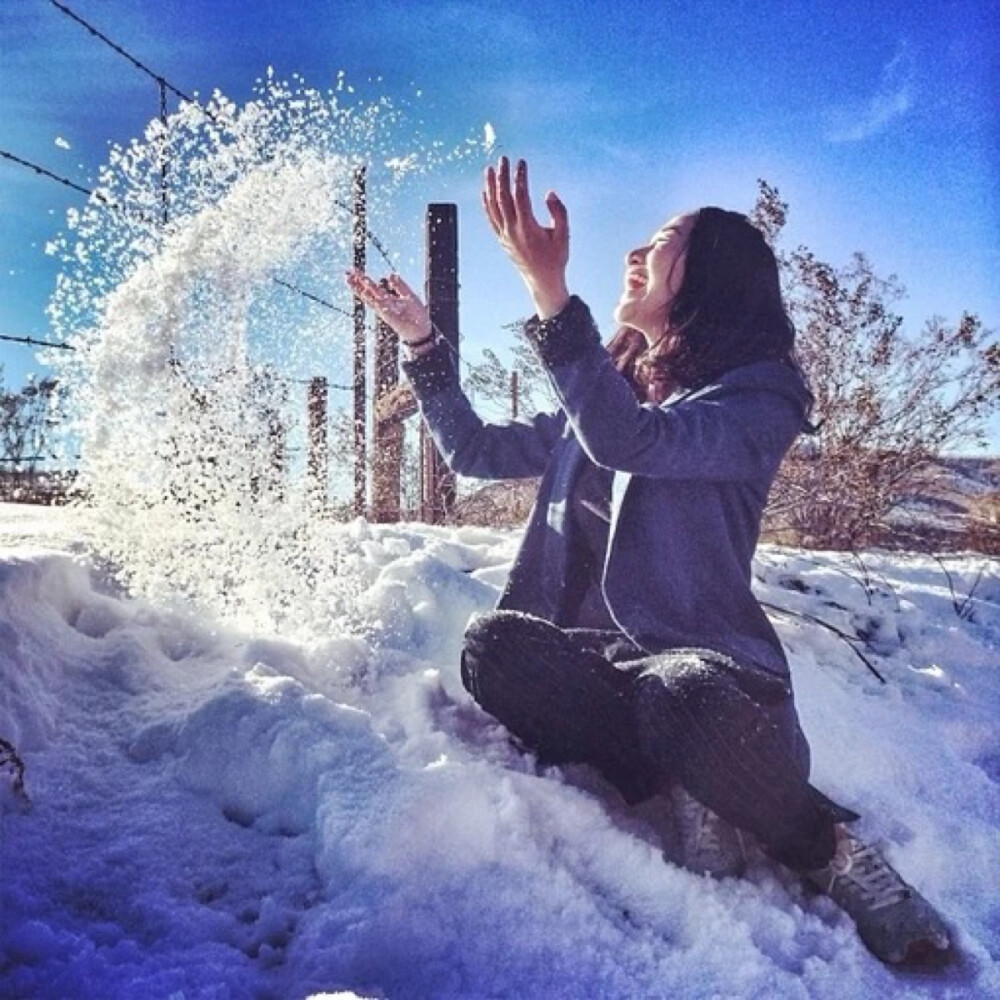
[523,296,808,482]
[401,339,565,480]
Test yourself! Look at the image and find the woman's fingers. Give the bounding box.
[387,272,417,300]
[344,269,432,341]
[495,156,516,229]
[513,159,537,227]
[546,191,569,242]
[482,157,545,237]
[482,169,502,235]
[346,269,398,316]
[345,268,379,302]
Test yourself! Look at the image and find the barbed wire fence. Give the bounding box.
[4,2,371,505]
[3,0,523,517]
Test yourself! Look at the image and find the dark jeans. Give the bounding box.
[461,610,856,871]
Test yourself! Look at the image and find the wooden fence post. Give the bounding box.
[372,312,403,522]
[158,79,169,226]
[422,203,458,523]
[352,165,367,517]
[307,376,328,506]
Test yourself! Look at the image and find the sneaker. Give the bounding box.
[671,785,746,879]
[805,826,951,964]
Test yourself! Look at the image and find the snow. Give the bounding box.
[1,502,998,999]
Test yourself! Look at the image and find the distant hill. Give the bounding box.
[886,456,1000,553]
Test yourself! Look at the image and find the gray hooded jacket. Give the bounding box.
[402,295,812,677]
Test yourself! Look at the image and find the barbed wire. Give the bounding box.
[1,147,156,223]
[44,0,396,269]
[290,377,354,391]
[2,144,366,331]
[0,333,75,351]
[2,149,106,203]
[272,279,353,320]
[47,0,193,103]
[9,2,515,420]
[1,156,493,403]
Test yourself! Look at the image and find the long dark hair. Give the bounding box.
[608,207,798,402]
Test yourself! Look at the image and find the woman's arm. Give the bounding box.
[401,341,564,480]
[395,342,563,479]
[481,156,806,482]
[524,297,806,482]
[343,268,563,480]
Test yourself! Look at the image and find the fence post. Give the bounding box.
[158,78,169,225]
[372,313,403,522]
[422,203,458,523]
[307,376,328,506]
[352,165,367,517]
[511,370,519,420]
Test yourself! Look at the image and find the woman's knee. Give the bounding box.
[460,610,580,703]
[461,611,522,697]
[633,654,785,761]
[462,610,557,667]
[463,610,508,650]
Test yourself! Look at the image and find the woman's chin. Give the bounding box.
[613,301,635,326]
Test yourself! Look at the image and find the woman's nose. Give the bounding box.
[626,246,648,266]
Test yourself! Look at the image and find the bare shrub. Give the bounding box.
[752,181,999,550]
[0,367,61,502]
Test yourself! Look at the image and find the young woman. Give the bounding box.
[345,156,951,966]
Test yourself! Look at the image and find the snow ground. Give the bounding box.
[1,502,998,999]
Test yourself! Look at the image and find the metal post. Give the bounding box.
[307,376,328,506]
[352,165,367,517]
[511,370,519,420]
[423,203,458,523]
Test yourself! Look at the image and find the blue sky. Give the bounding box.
[2,0,997,445]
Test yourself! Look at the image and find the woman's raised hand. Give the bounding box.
[482,157,570,319]
[344,270,433,345]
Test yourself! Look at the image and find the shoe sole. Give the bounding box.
[886,933,953,968]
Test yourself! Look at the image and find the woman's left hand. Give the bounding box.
[483,156,570,319]
[344,270,433,347]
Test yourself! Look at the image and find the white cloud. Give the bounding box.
[826,43,917,143]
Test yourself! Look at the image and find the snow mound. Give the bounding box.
[1,507,998,998]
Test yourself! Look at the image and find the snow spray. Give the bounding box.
[45,70,492,634]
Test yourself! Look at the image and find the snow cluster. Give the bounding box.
[1,503,998,998]
[41,74,490,632]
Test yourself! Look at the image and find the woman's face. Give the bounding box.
[614,211,697,343]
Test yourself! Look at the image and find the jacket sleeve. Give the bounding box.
[523,296,804,482]
[401,340,564,480]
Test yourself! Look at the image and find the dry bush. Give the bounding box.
[752,181,999,551]
[448,478,539,528]
[1,367,61,502]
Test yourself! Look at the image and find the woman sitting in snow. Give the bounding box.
[345,156,950,966]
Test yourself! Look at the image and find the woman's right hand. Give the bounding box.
[482,156,570,319]
[344,270,433,345]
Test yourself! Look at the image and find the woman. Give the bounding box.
[345,156,950,966]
